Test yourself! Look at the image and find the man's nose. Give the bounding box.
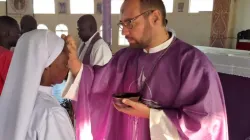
[121,26,130,36]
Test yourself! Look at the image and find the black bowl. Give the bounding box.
[112,92,141,108]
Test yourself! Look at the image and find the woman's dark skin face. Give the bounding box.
[41,47,69,86]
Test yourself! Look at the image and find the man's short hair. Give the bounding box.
[139,0,167,26]
[0,16,19,32]
[20,15,37,33]
[77,15,97,32]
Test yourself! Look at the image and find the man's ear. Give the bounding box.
[151,10,162,25]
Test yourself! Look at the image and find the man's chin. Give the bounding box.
[128,43,138,47]
[129,43,145,49]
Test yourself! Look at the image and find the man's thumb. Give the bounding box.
[122,99,136,107]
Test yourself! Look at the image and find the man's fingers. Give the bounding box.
[113,102,136,114]
[65,35,75,44]
[61,34,66,39]
[122,99,138,108]
[62,35,77,54]
[113,103,121,111]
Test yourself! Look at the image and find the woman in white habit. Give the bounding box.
[0,30,75,140]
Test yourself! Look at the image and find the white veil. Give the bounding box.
[0,30,64,140]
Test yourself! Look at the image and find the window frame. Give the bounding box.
[118,28,129,46]
[70,0,94,14]
[37,24,48,30]
[189,0,214,13]
[55,24,69,37]
[33,0,55,14]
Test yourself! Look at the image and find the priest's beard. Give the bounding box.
[129,21,152,49]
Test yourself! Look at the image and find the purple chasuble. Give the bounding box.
[75,38,228,140]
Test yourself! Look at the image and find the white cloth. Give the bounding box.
[63,66,83,100]
[62,32,112,99]
[0,30,75,140]
[143,33,174,53]
[195,45,250,78]
[26,86,75,140]
[10,47,15,52]
[150,109,180,140]
[64,32,180,140]
[167,26,176,36]
[239,39,250,43]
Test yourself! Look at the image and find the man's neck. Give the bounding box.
[83,32,97,43]
[0,42,10,50]
[144,29,170,53]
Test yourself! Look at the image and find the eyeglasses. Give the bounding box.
[117,10,155,30]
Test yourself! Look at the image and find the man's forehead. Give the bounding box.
[120,0,141,21]
[78,19,92,26]
[78,22,89,27]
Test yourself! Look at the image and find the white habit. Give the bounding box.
[0,30,75,140]
[26,86,75,140]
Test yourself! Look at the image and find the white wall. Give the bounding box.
[0,0,213,53]
[0,2,6,16]
[232,0,250,48]
[234,0,250,33]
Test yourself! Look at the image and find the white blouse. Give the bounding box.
[26,86,75,140]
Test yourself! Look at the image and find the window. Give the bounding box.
[33,0,55,14]
[163,0,174,13]
[189,0,214,13]
[70,0,94,14]
[0,0,6,1]
[55,24,68,37]
[118,28,129,46]
[100,25,112,44]
[111,0,123,14]
[37,24,48,30]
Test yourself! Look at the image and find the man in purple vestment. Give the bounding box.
[64,0,228,139]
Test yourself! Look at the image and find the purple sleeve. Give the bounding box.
[164,57,228,139]
[75,49,130,139]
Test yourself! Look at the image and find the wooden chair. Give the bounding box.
[236,30,250,50]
